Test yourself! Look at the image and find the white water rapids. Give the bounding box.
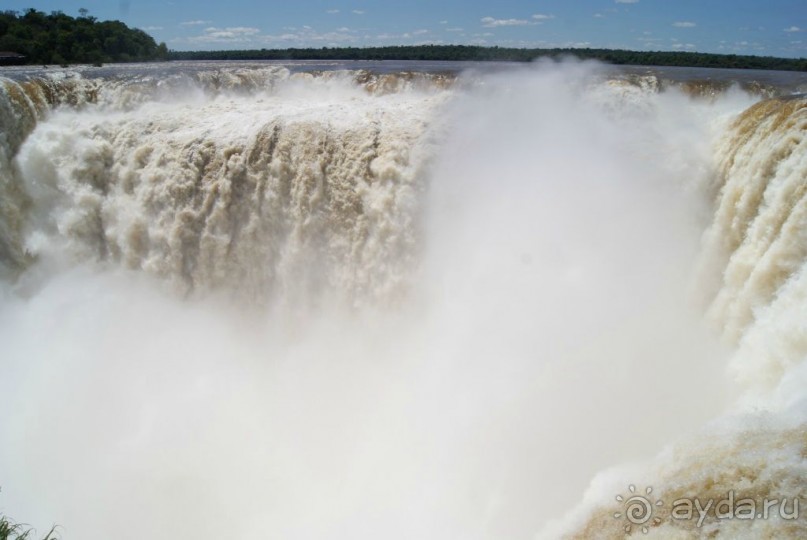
[0,60,805,539]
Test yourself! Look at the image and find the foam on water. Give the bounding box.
[0,60,804,539]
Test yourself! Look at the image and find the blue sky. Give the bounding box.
[5,0,806,57]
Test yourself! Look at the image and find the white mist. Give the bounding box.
[0,61,752,539]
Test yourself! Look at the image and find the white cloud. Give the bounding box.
[784,26,802,33]
[412,29,428,35]
[439,20,448,25]
[183,25,359,46]
[180,20,210,26]
[481,17,531,28]
[352,10,365,15]
[143,26,163,31]
[593,13,605,18]
[673,21,696,28]
[672,43,696,49]
[198,26,260,40]
[371,32,437,43]
[532,14,555,21]
[326,9,339,14]
[446,27,463,32]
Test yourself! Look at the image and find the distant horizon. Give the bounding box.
[164,42,806,61]
[3,1,806,58]
[164,44,807,73]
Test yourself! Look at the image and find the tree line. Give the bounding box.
[171,45,807,72]
[0,8,168,65]
[1,10,804,72]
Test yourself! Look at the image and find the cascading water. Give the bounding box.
[550,91,807,539]
[0,60,805,539]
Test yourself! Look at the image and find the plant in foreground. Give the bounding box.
[0,515,57,540]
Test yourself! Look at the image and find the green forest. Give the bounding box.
[0,9,167,65]
[171,45,807,72]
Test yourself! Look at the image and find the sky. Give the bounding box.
[4,0,806,57]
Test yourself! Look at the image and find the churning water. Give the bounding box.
[0,59,805,539]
